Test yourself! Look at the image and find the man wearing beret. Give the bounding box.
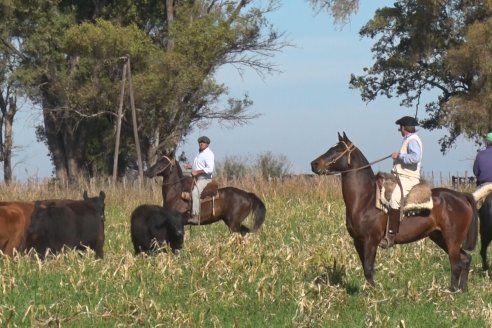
[185,136,215,224]
[473,132,492,186]
[380,115,423,248]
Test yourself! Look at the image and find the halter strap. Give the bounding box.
[328,141,356,167]
[161,155,175,167]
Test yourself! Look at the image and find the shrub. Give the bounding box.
[255,151,291,180]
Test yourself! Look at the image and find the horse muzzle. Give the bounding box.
[311,160,328,175]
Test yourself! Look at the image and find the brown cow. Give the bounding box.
[0,191,106,258]
[0,202,35,256]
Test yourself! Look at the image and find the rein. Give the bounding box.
[326,142,392,175]
[336,154,392,174]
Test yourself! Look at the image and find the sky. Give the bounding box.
[9,0,480,181]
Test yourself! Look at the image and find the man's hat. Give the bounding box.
[197,136,210,144]
[395,116,419,126]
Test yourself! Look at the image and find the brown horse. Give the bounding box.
[145,156,266,235]
[310,132,492,291]
[145,155,266,235]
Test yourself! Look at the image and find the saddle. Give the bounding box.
[181,180,219,201]
[376,172,433,216]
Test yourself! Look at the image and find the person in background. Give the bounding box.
[185,136,215,223]
[473,132,492,186]
[380,115,423,249]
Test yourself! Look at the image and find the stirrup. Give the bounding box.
[379,235,395,249]
[188,215,201,224]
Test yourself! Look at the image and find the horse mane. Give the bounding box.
[174,159,184,178]
[171,159,192,193]
[351,147,376,180]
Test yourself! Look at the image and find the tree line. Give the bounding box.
[0,0,489,183]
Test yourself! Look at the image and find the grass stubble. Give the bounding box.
[0,176,491,327]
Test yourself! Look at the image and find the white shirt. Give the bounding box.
[192,147,214,180]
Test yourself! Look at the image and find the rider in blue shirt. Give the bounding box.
[474,132,492,185]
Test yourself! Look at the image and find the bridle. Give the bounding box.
[324,141,391,174]
[154,156,190,187]
[159,155,175,172]
[327,141,356,167]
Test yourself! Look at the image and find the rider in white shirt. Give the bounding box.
[185,136,214,223]
[380,116,422,249]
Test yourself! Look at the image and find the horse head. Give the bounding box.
[144,156,176,178]
[311,132,356,174]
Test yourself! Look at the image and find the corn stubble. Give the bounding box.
[0,175,490,327]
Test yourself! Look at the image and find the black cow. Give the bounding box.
[26,191,106,259]
[130,204,185,255]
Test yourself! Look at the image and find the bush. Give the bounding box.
[255,151,291,180]
[216,155,250,180]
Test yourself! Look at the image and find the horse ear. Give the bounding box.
[338,132,342,141]
[342,131,350,143]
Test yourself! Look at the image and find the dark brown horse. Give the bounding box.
[145,155,266,234]
[310,132,492,291]
[479,194,492,273]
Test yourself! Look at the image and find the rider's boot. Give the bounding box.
[188,214,201,224]
[379,208,401,249]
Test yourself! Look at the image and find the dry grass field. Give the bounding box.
[0,175,492,327]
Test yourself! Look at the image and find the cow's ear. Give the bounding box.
[83,190,88,200]
[99,191,106,201]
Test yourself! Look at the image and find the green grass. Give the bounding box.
[1,176,492,327]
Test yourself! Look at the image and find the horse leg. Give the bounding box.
[480,216,492,273]
[458,249,472,291]
[239,225,250,235]
[480,237,491,273]
[224,214,246,235]
[353,238,377,286]
[429,232,462,291]
[225,209,250,236]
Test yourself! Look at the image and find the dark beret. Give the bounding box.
[197,136,210,144]
[395,116,419,126]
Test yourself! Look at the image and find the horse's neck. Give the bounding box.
[162,169,185,201]
[340,154,376,210]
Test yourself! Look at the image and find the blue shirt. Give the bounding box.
[398,135,422,165]
[474,145,492,185]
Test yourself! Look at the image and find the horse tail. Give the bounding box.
[463,192,479,252]
[248,193,266,232]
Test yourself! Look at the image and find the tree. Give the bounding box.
[306,0,360,25]
[14,0,288,181]
[349,0,492,152]
[0,0,38,184]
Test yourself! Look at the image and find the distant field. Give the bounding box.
[1,176,491,327]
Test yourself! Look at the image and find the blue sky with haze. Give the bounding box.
[11,0,479,180]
